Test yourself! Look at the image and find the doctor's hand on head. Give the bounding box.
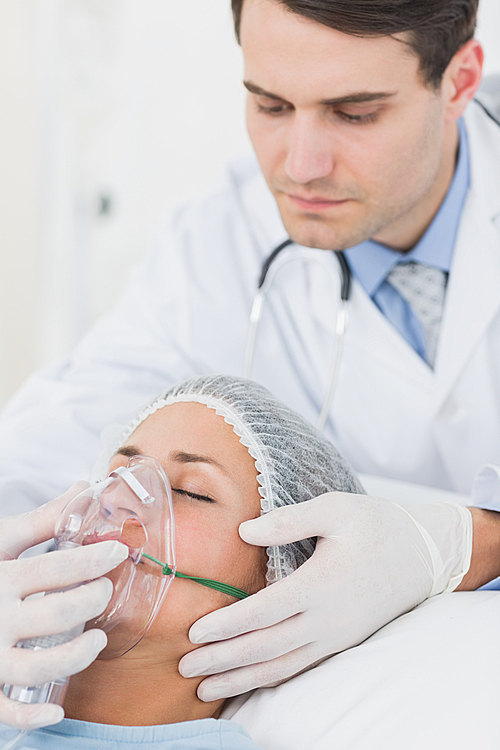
[0,483,128,731]
[179,492,473,701]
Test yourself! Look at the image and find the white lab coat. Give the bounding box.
[1,99,500,513]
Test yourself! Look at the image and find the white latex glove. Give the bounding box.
[179,492,472,701]
[0,482,128,730]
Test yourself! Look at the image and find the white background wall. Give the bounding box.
[1,0,500,407]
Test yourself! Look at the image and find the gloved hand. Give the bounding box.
[0,482,128,730]
[179,492,472,701]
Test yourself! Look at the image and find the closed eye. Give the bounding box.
[172,488,215,504]
[256,102,290,115]
[335,109,379,124]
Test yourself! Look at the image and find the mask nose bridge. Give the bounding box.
[110,465,155,504]
[109,466,157,560]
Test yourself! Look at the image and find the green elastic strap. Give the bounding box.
[141,552,250,599]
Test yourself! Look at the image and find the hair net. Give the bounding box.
[101,374,364,583]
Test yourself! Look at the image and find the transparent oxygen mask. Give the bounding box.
[54,454,176,658]
[54,453,250,658]
[2,454,252,750]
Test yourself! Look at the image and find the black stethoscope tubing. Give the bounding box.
[258,239,351,301]
[246,239,350,430]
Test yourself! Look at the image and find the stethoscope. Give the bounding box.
[243,238,351,431]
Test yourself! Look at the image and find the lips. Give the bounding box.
[287,193,350,210]
[82,529,122,545]
[82,518,147,550]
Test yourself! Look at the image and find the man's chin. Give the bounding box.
[275,201,370,251]
[278,217,356,251]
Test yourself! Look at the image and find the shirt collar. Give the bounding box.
[344,118,470,297]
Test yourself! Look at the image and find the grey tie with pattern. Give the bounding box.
[386,261,448,367]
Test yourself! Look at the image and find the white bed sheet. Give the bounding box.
[222,591,500,750]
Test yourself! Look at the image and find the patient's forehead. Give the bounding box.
[125,401,257,482]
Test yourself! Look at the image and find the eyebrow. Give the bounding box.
[116,445,141,458]
[115,446,230,476]
[243,80,396,107]
[170,450,229,475]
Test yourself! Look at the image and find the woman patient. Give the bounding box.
[2,374,363,749]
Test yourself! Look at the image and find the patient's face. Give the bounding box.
[107,401,267,655]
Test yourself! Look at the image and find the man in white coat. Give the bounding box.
[2,0,500,710]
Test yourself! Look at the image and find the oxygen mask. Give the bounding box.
[54,455,176,658]
[55,454,250,659]
[3,451,250,739]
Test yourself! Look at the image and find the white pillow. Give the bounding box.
[221,592,500,750]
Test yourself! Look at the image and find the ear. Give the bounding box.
[442,39,484,122]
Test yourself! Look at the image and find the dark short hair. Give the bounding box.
[231,0,479,88]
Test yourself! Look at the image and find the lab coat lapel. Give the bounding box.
[433,103,500,407]
[434,193,500,403]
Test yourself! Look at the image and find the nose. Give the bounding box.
[284,113,335,184]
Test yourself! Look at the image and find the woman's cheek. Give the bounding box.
[174,512,226,570]
[175,510,242,579]
[175,514,205,567]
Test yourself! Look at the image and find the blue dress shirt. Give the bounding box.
[344,119,470,364]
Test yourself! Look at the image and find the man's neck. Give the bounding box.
[63,646,224,726]
[372,120,460,252]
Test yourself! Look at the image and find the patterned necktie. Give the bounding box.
[386,261,448,367]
